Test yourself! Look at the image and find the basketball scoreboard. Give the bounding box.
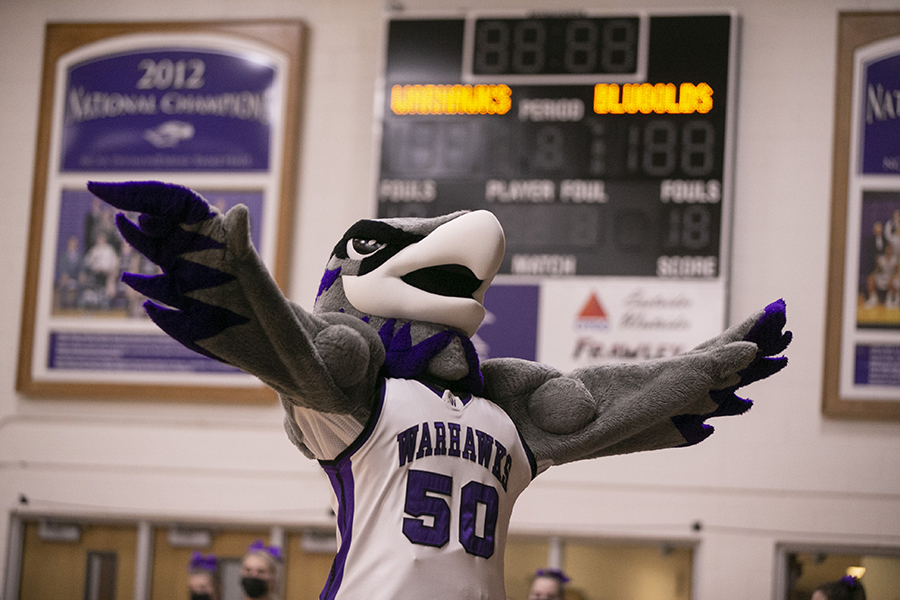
[374,12,738,366]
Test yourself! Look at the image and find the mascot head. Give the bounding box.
[314,211,505,392]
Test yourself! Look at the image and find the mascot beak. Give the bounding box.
[341,210,505,337]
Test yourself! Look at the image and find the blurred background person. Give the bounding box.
[187,552,220,600]
[240,540,282,600]
[528,567,570,600]
[78,230,120,310]
[812,575,866,600]
[55,235,82,310]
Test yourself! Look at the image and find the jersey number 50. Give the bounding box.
[402,469,499,558]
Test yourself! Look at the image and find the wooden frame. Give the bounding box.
[823,12,900,419]
[16,21,305,403]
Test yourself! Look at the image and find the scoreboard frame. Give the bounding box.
[373,9,740,366]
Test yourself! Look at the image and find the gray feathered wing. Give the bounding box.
[481,301,790,468]
[87,181,383,444]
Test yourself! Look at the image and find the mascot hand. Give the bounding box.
[671,299,791,441]
[88,181,383,416]
[483,300,790,467]
[87,180,251,362]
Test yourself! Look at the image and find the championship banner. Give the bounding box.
[824,12,900,420]
[18,22,304,402]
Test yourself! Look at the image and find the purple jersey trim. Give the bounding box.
[319,460,354,600]
[317,381,387,600]
[319,379,387,468]
[517,429,538,480]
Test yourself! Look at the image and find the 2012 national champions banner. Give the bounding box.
[19,24,302,399]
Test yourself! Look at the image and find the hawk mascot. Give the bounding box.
[89,181,790,600]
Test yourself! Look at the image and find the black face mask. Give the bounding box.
[190,593,212,600]
[241,577,269,599]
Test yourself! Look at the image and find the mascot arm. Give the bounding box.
[88,181,384,422]
[482,300,790,470]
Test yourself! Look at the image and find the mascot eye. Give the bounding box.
[347,238,386,260]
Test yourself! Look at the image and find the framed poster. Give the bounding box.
[17,21,305,402]
[824,12,900,420]
[376,11,738,370]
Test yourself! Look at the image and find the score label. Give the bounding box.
[376,12,737,361]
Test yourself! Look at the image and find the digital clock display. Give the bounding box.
[377,13,735,279]
[470,16,641,77]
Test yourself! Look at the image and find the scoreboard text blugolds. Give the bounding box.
[593,83,713,115]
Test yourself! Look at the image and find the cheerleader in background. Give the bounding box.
[812,576,866,600]
[240,540,283,600]
[188,552,220,600]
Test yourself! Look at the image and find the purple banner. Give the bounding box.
[478,283,539,361]
[861,51,900,175]
[63,49,276,172]
[49,332,241,373]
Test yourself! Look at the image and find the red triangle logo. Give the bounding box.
[578,293,607,319]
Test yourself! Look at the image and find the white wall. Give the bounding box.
[2,0,900,599]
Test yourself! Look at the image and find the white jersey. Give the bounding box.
[317,377,536,600]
